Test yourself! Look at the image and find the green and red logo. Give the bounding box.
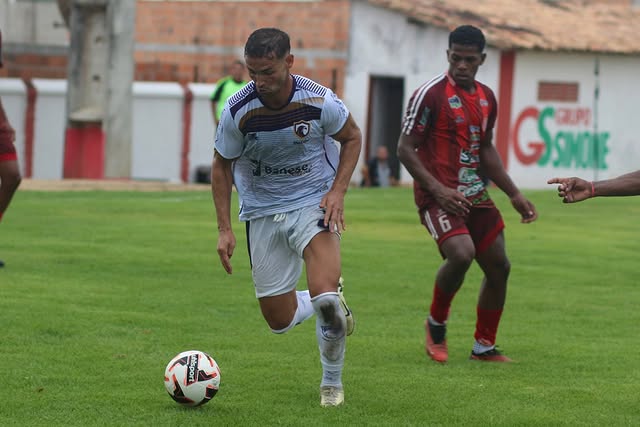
[512,106,610,169]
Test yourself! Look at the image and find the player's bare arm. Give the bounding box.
[548,170,640,202]
[211,150,236,274]
[479,131,537,223]
[596,169,640,195]
[397,132,471,216]
[321,113,362,232]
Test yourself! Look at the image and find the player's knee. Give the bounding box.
[487,258,511,282]
[448,246,475,269]
[0,168,21,191]
[267,315,297,334]
[11,172,21,191]
[501,259,511,278]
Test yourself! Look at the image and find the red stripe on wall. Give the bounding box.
[180,83,193,183]
[23,78,36,178]
[495,51,515,171]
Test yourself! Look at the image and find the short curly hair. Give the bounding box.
[449,25,486,52]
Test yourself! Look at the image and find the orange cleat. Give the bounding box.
[425,319,448,363]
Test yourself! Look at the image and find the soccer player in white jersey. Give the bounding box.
[211,27,362,407]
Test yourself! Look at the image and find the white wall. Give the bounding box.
[0,79,194,182]
[32,79,67,179]
[187,83,217,182]
[0,0,69,46]
[509,51,640,188]
[131,82,184,182]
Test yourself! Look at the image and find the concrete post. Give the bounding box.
[65,0,135,179]
[104,0,135,178]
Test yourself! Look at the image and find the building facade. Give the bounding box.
[1,0,639,187]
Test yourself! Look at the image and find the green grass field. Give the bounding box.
[1,185,639,426]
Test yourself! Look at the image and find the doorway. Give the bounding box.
[365,76,404,182]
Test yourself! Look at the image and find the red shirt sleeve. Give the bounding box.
[401,84,437,138]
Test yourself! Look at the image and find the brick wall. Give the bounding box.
[2,0,351,94]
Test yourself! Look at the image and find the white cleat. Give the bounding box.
[320,386,344,407]
[337,277,355,336]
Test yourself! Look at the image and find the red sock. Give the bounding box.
[474,307,504,345]
[429,284,457,324]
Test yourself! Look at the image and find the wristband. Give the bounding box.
[590,181,595,198]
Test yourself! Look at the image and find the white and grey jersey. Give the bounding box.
[214,74,349,221]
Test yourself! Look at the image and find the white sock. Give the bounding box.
[311,292,346,388]
[428,315,445,326]
[293,290,314,325]
[473,340,495,354]
[270,290,315,334]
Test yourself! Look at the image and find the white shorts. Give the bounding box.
[247,205,337,298]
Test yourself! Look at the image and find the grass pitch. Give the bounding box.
[1,185,639,426]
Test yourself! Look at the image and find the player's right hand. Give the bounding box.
[547,177,591,203]
[433,184,471,216]
[216,230,236,274]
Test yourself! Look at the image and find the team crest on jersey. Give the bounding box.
[448,95,462,109]
[480,99,489,107]
[293,121,311,139]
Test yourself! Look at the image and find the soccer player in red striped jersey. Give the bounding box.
[397,25,537,363]
[0,30,22,267]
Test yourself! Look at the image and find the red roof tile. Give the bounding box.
[366,0,640,53]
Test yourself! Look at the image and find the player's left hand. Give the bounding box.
[216,229,236,274]
[510,193,538,223]
[319,190,346,233]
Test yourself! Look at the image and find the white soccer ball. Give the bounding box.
[164,350,221,406]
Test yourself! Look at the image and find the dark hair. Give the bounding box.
[244,28,291,60]
[449,25,485,52]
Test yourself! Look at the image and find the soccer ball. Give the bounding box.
[164,350,221,406]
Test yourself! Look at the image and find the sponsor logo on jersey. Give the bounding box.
[448,95,462,109]
[460,142,480,165]
[251,159,262,176]
[460,149,478,165]
[264,164,311,176]
[469,125,481,142]
[251,160,312,177]
[293,121,311,139]
[458,167,480,184]
[458,181,484,197]
[480,99,489,107]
